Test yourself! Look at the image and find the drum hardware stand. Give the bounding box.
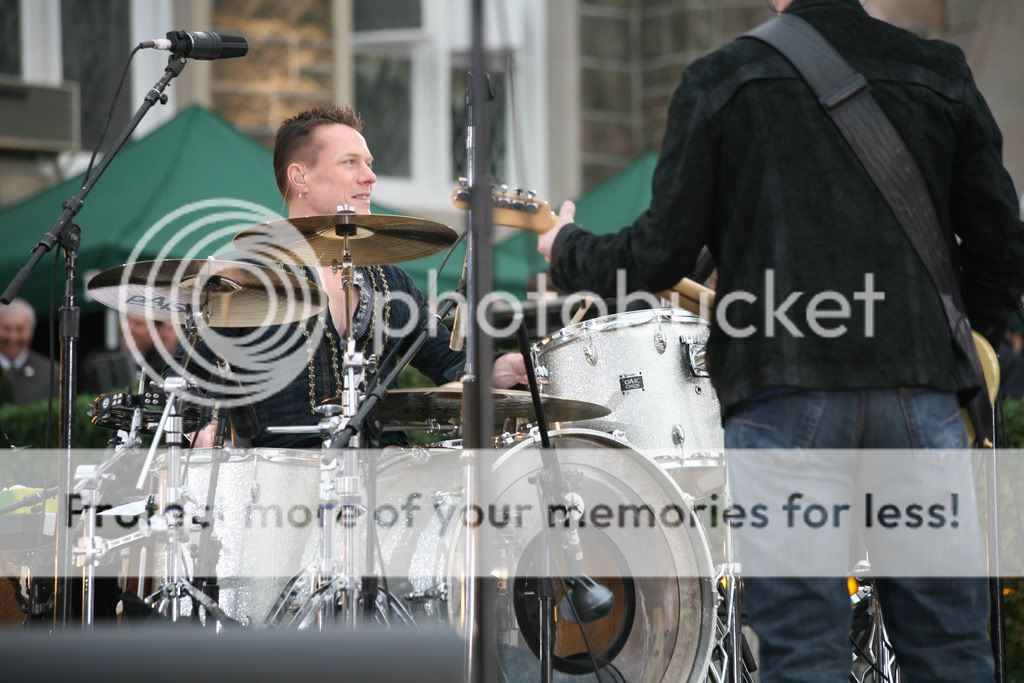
[1,52,188,627]
[514,324,614,682]
[69,374,152,627]
[126,303,214,623]
[267,217,378,629]
[706,466,747,683]
[271,259,466,629]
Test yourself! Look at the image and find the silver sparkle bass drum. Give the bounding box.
[375,428,717,683]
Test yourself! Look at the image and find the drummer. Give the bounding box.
[192,105,527,448]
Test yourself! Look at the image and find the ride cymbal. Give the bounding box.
[232,213,458,265]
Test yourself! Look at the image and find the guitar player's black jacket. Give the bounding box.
[550,0,1024,416]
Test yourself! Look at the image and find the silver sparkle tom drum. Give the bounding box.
[148,448,322,625]
[533,309,724,492]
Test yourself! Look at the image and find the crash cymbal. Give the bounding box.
[87,258,326,327]
[232,213,458,265]
[321,382,611,424]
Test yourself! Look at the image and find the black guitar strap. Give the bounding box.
[742,14,993,444]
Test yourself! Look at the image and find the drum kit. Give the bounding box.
[2,208,749,683]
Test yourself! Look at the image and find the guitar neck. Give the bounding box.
[450,185,557,234]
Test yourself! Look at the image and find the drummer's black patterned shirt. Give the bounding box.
[183,265,464,448]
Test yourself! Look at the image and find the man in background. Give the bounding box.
[0,299,54,406]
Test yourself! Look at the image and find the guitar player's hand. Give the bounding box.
[537,200,575,263]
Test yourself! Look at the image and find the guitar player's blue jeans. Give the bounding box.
[725,389,993,683]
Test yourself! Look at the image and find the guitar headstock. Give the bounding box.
[450,178,557,234]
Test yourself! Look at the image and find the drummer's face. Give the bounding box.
[302,123,376,214]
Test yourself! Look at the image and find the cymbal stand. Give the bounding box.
[319,208,366,628]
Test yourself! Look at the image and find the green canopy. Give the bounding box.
[0,101,657,314]
[0,105,398,317]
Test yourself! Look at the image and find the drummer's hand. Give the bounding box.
[192,424,217,449]
[492,353,528,388]
[537,200,575,263]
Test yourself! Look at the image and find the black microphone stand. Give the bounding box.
[0,53,188,628]
[465,4,497,679]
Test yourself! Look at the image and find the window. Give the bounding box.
[355,52,413,177]
[61,0,132,150]
[0,0,20,76]
[14,0,175,167]
[354,0,422,32]
[352,0,549,214]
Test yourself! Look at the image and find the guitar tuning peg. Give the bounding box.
[499,184,509,195]
[457,177,469,188]
[514,187,524,197]
[525,190,536,200]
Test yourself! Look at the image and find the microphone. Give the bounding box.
[559,576,615,624]
[141,31,249,60]
[554,492,614,624]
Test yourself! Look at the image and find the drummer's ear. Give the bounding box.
[288,163,308,198]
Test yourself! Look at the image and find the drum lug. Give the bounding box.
[654,317,668,353]
[654,329,668,353]
[672,424,685,446]
[534,365,549,382]
[583,332,597,365]
[496,431,519,448]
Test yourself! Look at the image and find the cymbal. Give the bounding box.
[322,382,611,424]
[232,213,458,265]
[87,258,326,327]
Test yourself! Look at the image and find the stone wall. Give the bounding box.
[579,0,643,191]
[577,0,1010,193]
[211,0,336,147]
[579,0,773,191]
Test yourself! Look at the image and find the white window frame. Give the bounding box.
[353,0,550,217]
[18,0,176,176]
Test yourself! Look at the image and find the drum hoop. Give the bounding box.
[154,447,321,469]
[532,308,705,356]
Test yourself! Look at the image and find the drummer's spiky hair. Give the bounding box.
[273,105,365,198]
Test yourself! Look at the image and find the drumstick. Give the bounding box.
[659,278,715,320]
[569,297,595,325]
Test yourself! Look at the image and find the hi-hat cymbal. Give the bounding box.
[87,258,326,327]
[232,213,458,265]
[321,382,611,424]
